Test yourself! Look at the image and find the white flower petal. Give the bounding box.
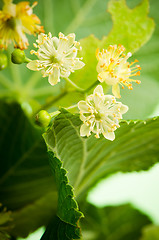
[48,68,60,86]
[112,84,121,98]
[66,33,75,46]
[103,131,115,141]
[27,60,39,71]
[52,37,59,49]
[120,104,129,114]
[96,60,105,73]
[71,60,85,70]
[104,95,115,102]
[78,101,90,112]
[36,33,45,44]
[93,85,104,96]
[97,71,108,83]
[60,69,70,78]
[80,114,87,122]
[80,124,90,137]
[58,33,75,53]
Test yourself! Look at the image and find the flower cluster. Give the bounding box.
[27,32,85,86]
[78,85,128,141]
[0,0,43,49]
[96,44,141,98]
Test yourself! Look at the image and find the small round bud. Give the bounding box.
[11,49,26,64]
[0,53,8,70]
[35,110,51,127]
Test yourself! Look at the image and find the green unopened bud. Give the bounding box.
[35,110,51,127]
[0,53,8,70]
[11,49,31,64]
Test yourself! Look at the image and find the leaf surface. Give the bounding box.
[0,101,57,237]
[41,152,83,240]
[141,225,159,240]
[44,109,159,198]
[81,203,152,240]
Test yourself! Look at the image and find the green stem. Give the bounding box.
[50,110,60,118]
[66,104,78,110]
[36,91,68,113]
[66,79,99,93]
[65,77,84,91]
[24,57,31,63]
[83,80,99,93]
[49,104,78,117]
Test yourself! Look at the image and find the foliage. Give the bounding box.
[80,203,152,240]
[141,225,159,240]
[44,109,159,199]
[0,0,159,239]
[0,101,57,237]
[41,152,83,240]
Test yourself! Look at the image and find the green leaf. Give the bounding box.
[0,205,12,240]
[141,225,159,240]
[80,203,152,240]
[0,101,57,237]
[103,0,155,52]
[9,192,57,238]
[41,216,80,240]
[44,109,159,199]
[41,152,83,240]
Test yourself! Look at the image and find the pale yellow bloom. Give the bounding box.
[78,85,128,141]
[96,44,141,98]
[27,32,85,86]
[0,0,44,49]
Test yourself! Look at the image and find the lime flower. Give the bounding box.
[27,32,85,86]
[78,85,128,141]
[96,44,141,98]
[0,0,44,49]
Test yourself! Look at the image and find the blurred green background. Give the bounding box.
[1,0,159,239]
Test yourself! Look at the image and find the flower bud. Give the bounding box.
[11,48,30,64]
[0,53,8,70]
[35,110,51,127]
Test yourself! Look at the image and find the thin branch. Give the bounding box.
[36,91,68,112]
